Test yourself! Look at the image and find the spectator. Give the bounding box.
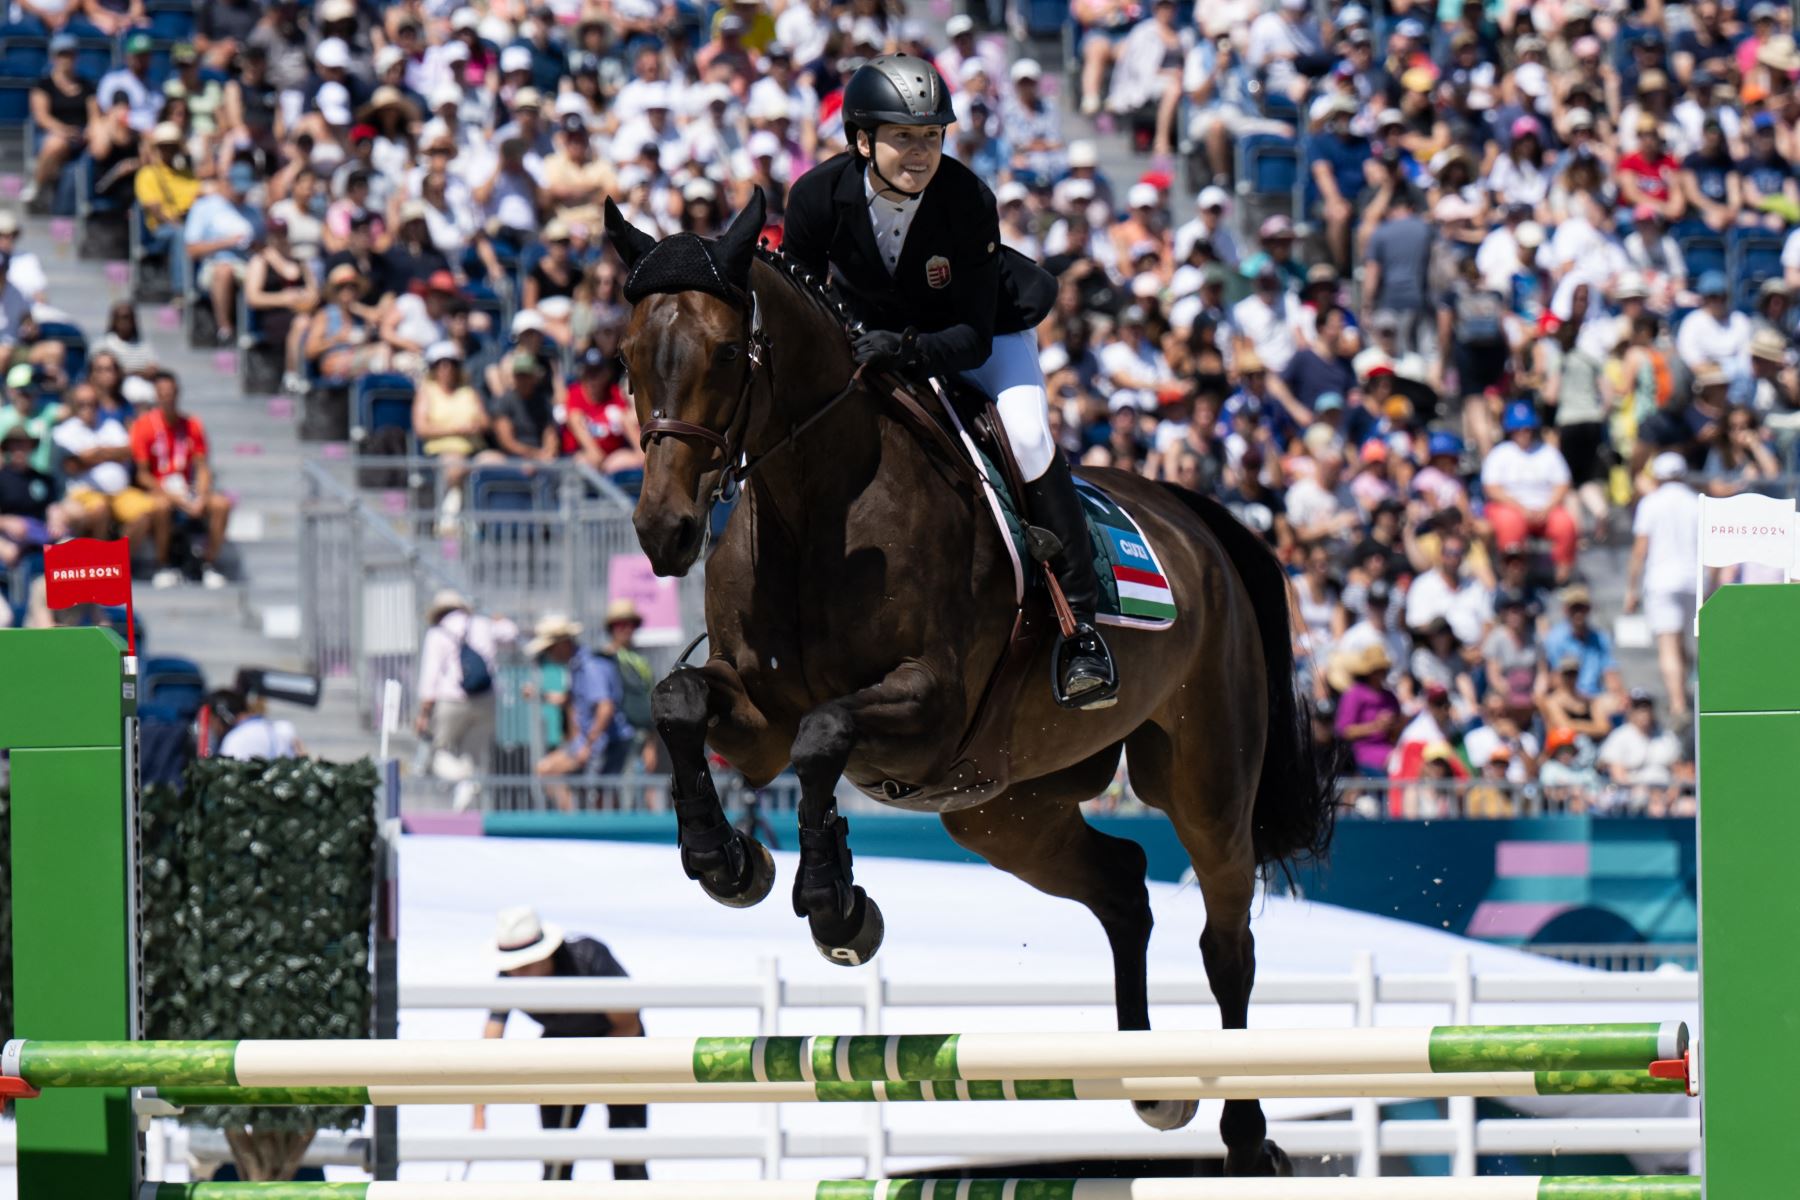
[54,382,165,548]
[128,371,232,589]
[184,160,263,346]
[26,33,92,213]
[93,303,157,377]
[1626,452,1701,721]
[528,614,635,811]
[211,687,304,760]
[1597,689,1686,811]
[414,589,518,809]
[1538,727,1600,809]
[414,340,499,533]
[1403,531,1491,645]
[307,264,388,381]
[1539,285,1613,538]
[0,365,63,475]
[1104,0,1186,160]
[1675,271,1752,382]
[1360,185,1436,355]
[134,123,203,279]
[492,352,560,464]
[1003,59,1064,182]
[0,427,69,569]
[1333,642,1402,779]
[97,31,159,134]
[1542,584,1623,704]
[1481,401,1577,586]
[243,218,320,396]
[563,347,641,479]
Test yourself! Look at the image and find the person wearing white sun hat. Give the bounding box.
[478,905,647,1180]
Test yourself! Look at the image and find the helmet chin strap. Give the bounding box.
[867,156,926,200]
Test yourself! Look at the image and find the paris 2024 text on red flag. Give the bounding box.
[44,537,135,653]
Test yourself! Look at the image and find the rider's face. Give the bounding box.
[865,123,944,194]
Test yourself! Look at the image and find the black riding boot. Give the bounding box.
[1022,455,1119,710]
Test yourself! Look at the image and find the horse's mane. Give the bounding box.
[750,245,855,347]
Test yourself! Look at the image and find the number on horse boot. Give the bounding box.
[792,812,884,966]
[655,668,776,908]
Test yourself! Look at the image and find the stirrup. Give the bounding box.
[1052,623,1119,711]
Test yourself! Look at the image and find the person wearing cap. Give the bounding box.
[306,262,388,380]
[528,613,637,809]
[1741,111,1800,228]
[0,422,70,572]
[54,380,167,548]
[1000,58,1064,182]
[25,31,91,211]
[183,161,263,346]
[380,269,461,376]
[0,360,64,475]
[1310,94,1373,270]
[562,345,641,477]
[379,199,453,297]
[491,348,561,464]
[415,590,518,798]
[1675,268,1752,382]
[1748,327,1798,419]
[97,31,160,133]
[1543,583,1623,703]
[1174,187,1238,269]
[542,111,615,219]
[1680,116,1743,234]
[477,906,648,1179]
[1625,451,1700,720]
[1231,250,1299,375]
[783,56,1116,705]
[414,339,498,531]
[1480,400,1577,583]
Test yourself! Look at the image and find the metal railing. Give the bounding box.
[1333,777,1697,821]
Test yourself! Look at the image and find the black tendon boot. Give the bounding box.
[1022,455,1119,710]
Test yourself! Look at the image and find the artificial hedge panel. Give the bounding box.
[140,756,380,1135]
[0,785,11,1040]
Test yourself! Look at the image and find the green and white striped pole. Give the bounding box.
[138,1066,1684,1109]
[132,1176,1703,1200]
[5,1024,1686,1090]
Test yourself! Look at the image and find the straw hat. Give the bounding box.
[426,588,471,624]
[526,613,584,656]
[494,906,564,971]
[604,598,644,629]
[1345,642,1392,678]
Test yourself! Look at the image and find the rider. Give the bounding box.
[781,55,1119,710]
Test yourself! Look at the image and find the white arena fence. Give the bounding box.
[0,954,1699,1185]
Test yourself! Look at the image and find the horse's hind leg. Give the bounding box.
[1127,719,1289,1176]
[941,743,1194,1131]
[654,660,785,908]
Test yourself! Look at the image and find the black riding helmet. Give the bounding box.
[842,54,953,197]
[842,54,954,141]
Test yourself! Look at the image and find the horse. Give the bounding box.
[605,192,1334,1176]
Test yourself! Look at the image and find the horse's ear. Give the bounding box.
[715,188,766,285]
[605,198,657,269]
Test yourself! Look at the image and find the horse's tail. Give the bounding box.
[1159,484,1336,876]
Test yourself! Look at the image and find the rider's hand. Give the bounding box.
[852,329,911,369]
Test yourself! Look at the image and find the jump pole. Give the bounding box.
[0,627,140,1197]
[1,1023,1687,1089]
[135,1066,1687,1109]
[133,1180,1703,1200]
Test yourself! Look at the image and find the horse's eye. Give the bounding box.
[719,344,740,363]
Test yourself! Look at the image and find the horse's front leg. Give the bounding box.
[789,661,947,965]
[654,658,787,908]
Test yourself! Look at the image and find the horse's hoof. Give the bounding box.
[811,887,884,966]
[1225,1139,1292,1177]
[701,835,776,909]
[1132,1098,1197,1131]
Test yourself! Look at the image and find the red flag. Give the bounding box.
[44,537,133,610]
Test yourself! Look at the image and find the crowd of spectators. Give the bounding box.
[15,0,1780,805]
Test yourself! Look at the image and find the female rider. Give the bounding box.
[781,55,1118,709]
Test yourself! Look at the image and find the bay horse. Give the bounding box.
[605,193,1333,1176]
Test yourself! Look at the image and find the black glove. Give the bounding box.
[852,329,913,369]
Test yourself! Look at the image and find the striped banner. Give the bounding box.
[135,1176,1704,1200]
[6,1024,1686,1090]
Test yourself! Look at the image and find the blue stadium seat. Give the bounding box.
[1678,233,1727,281]
[146,8,196,40]
[470,464,556,512]
[352,372,416,437]
[1733,229,1784,285]
[0,78,32,124]
[1238,134,1298,198]
[37,320,87,382]
[0,36,46,78]
[141,654,206,719]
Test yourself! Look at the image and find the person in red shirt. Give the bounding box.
[128,370,234,589]
[1617,117,1686,224]
[561,347,643,477]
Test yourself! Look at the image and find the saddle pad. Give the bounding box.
[967,443,1177,632]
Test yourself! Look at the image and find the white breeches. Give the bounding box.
[960,329,1056,481]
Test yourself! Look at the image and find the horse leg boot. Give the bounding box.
[652,667,776,908]
[788,702,883,964]
[1022,455,1119,710]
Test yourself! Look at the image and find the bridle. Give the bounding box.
[637,288,868,505]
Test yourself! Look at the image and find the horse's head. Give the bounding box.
[606,191,766,576]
